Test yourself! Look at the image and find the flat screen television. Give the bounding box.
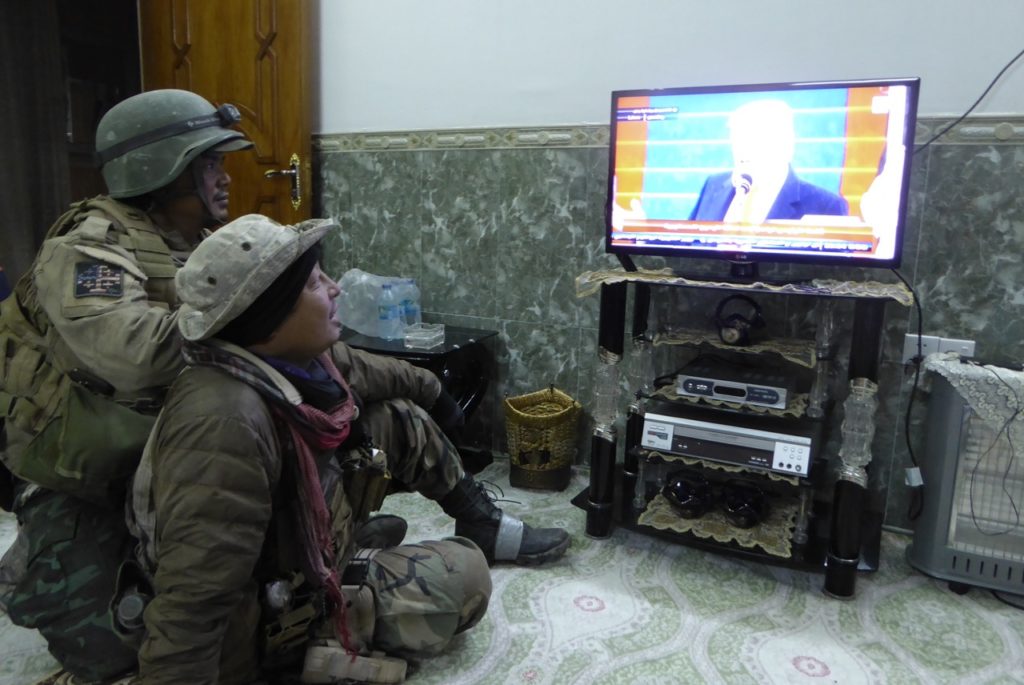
[606,77,920,279]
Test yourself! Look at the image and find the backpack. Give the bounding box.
[0,197,177,507]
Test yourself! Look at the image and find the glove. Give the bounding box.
[429,387,465,438]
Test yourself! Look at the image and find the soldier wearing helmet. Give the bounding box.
[95,89,252,230]
[0,89,252,683]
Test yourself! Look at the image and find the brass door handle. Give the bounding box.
[264,153,302,210]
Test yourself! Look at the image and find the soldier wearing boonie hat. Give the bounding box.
[1,89,253,683]
[175,213,337,342]
[127,214,570,683]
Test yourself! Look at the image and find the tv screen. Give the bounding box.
[606,77,920,274]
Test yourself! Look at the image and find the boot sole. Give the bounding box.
[494,533,571,567]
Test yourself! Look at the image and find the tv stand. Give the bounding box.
[574,268,913,598]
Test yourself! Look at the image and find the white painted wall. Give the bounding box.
[316,0,1024,133]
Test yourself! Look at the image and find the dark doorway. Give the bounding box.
[60,0,141,201]
[0,0,140,283]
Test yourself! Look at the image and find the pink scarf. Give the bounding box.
[272,353,359,655]
[182,341,361,654]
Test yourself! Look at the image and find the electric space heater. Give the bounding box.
[907,366,1024,596]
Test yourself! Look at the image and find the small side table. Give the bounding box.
[340,325,499,473]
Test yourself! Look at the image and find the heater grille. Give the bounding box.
[907,370,1024,596]
[947,412,1024,564]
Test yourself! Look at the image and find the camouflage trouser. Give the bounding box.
[353,399,491,655]
[5,398,482,681]
[359,397,465,500]
[5,489,137,682]
[364,536,491,657]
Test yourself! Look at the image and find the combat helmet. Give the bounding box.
[95,89,253,198]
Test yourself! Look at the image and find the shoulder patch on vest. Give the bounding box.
[74,261,124,298]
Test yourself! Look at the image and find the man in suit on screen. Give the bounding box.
[688,99,849,223]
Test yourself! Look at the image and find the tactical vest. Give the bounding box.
[0,196,177,501]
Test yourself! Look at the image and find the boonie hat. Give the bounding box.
[177,214,338,341]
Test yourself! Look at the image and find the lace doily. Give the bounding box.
[638,492,798,558]
[653,327,817,368]
[641,449,801,485]
[574,268,914,306]
[923,353,1024,446]
[813,279,914,304]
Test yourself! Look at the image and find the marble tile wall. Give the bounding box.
[315,116,1024,530]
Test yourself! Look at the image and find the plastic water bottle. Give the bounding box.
[377,283,403,340]
[400,278,422,328]
[392,279,410,328]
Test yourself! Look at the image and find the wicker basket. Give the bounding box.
[503,386,581,491]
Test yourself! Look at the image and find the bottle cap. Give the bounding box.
[116,591,149,629]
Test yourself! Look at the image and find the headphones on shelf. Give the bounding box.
[713,294,765,346]
[662,471,770,529]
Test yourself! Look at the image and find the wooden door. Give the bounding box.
[137,0,313,223]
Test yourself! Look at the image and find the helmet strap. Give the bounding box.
[144,164,216,242]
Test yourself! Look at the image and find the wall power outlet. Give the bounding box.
[937,337,976,358]
[902,334,939,364]
[901,334,976,364]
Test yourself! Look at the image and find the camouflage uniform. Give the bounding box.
[121,212,567,683]
[1,198,195,682]
[1,89,252,683]
[6,490,139,679]
[128,341,490,683]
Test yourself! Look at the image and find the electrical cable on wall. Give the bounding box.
[896,44,1024,522]
[892,267,925,520]
[914,46,1024,154]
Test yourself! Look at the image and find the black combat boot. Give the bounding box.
[343,515,410,587]
[353,514,408,549]
[438,475,570,566]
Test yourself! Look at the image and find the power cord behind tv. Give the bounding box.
[892,268,926,521]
